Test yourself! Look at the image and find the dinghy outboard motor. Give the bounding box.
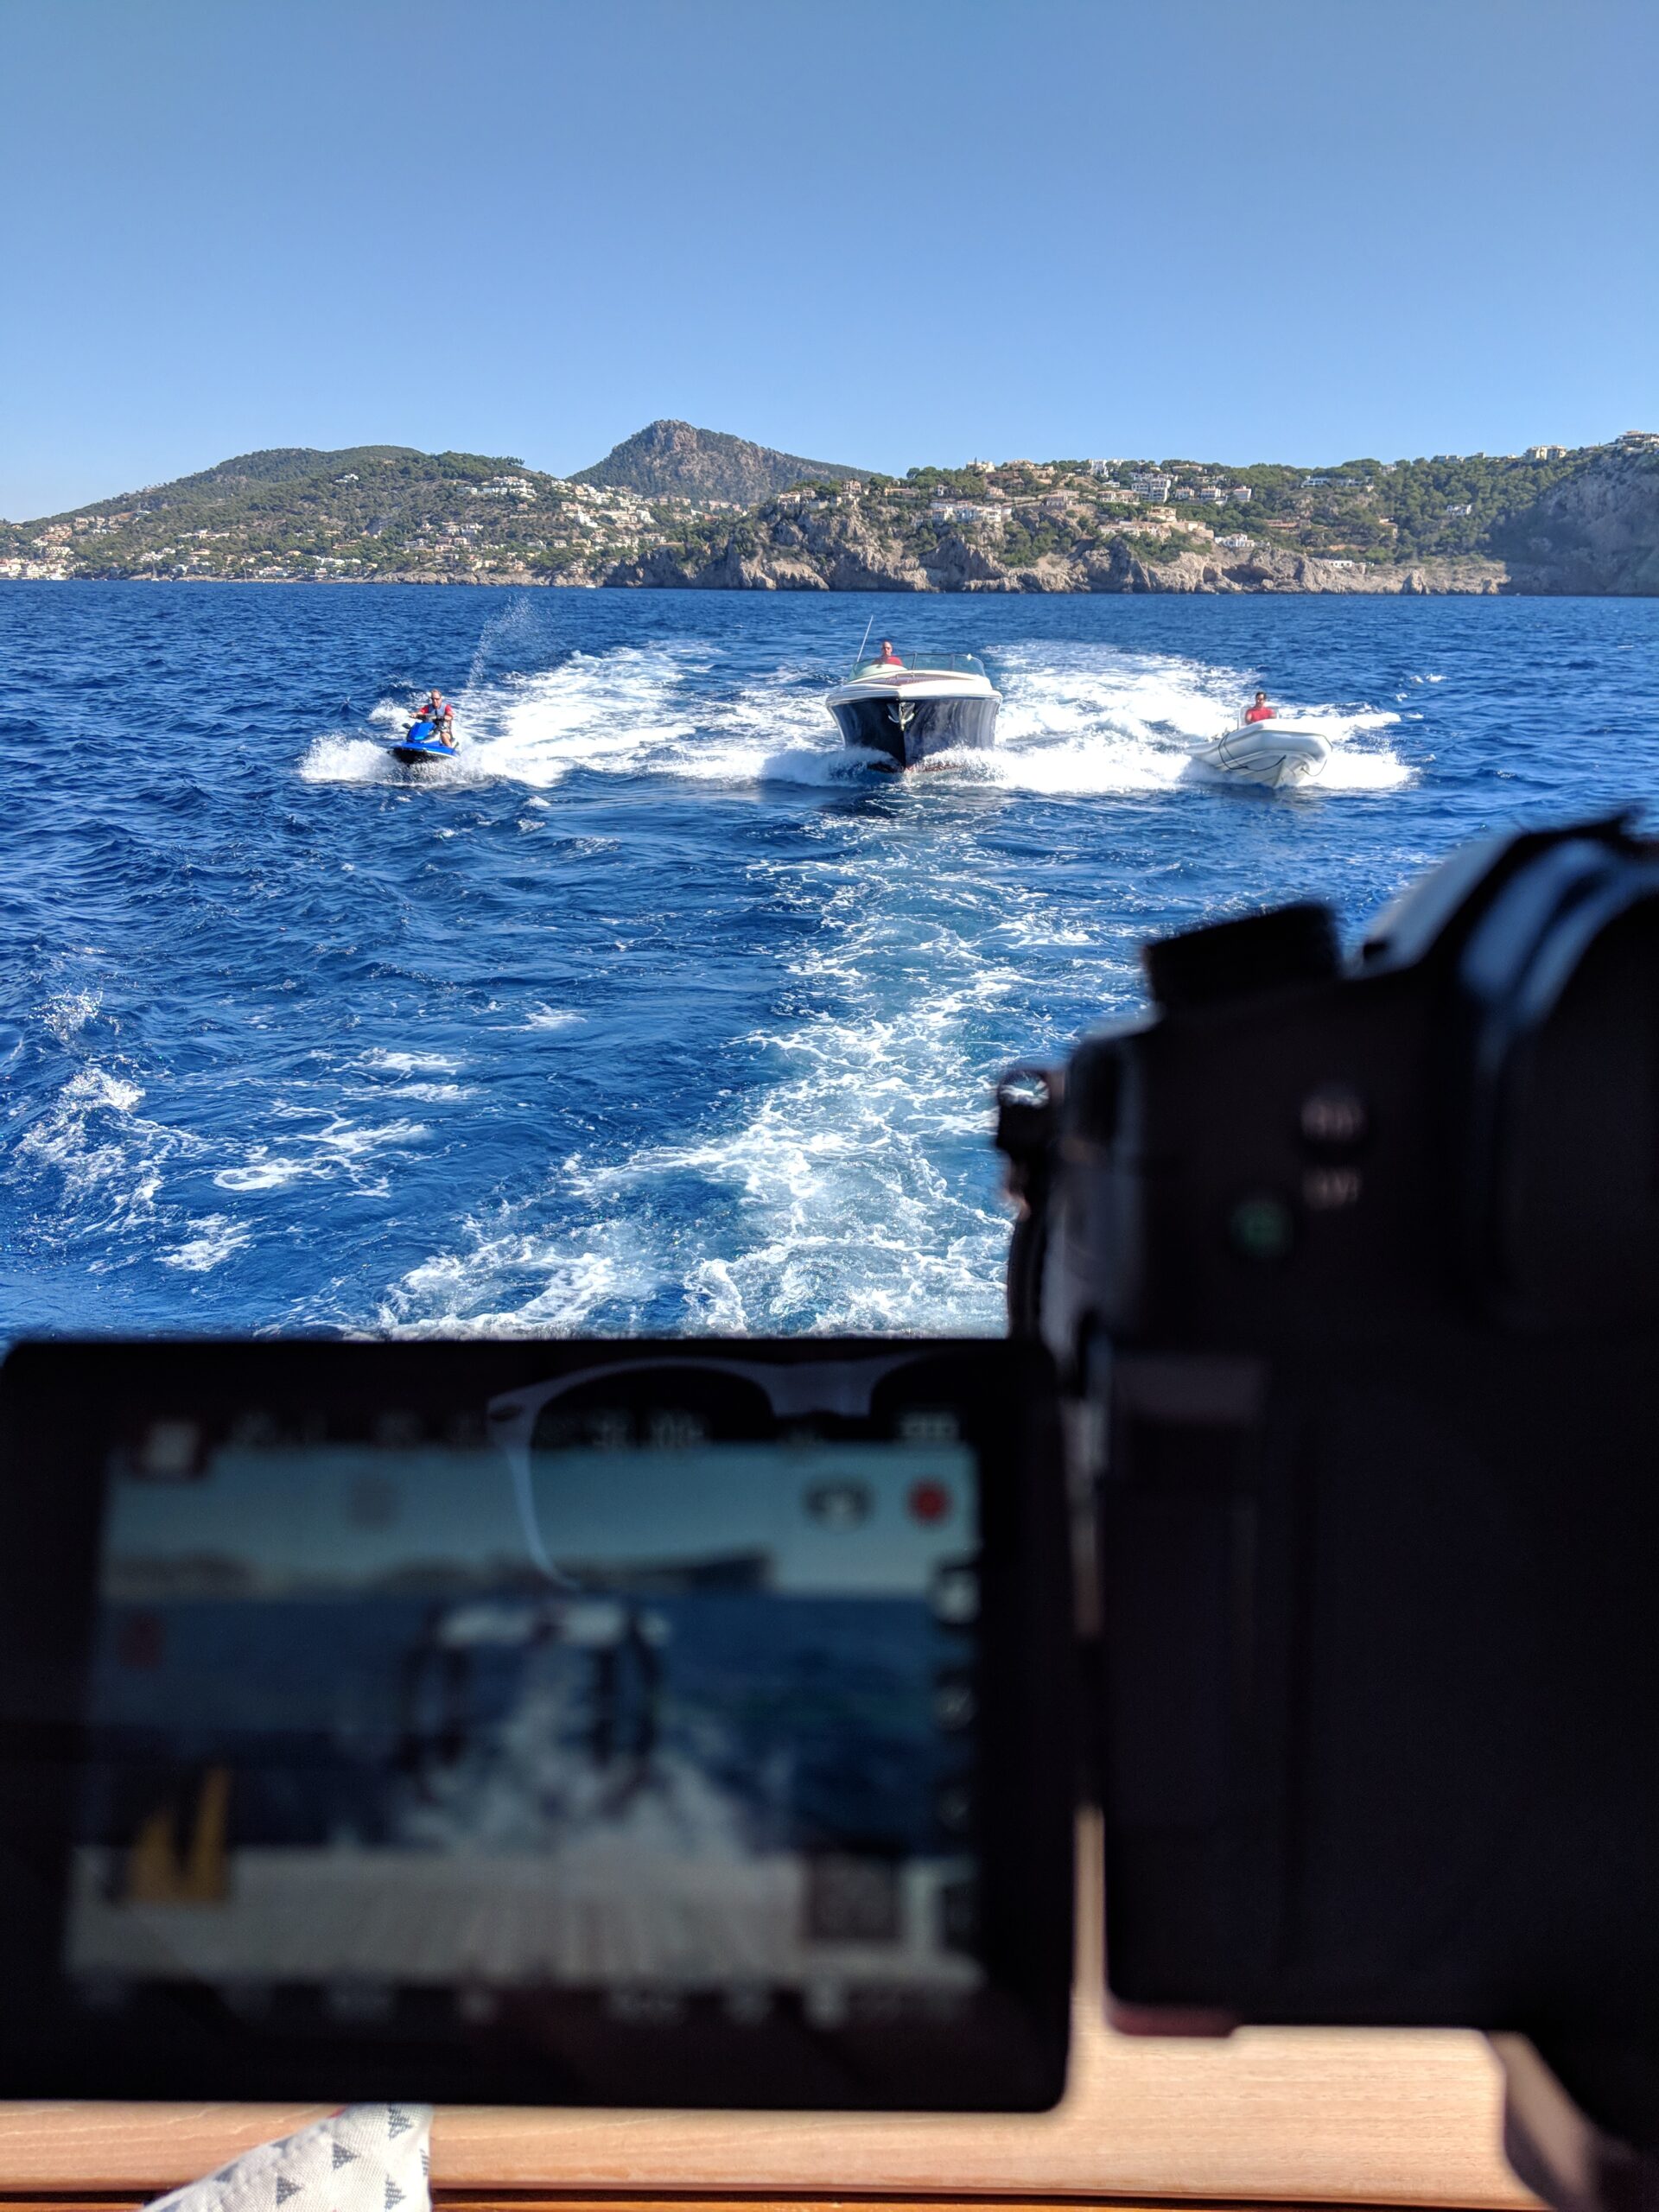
[999,817,1659,2212]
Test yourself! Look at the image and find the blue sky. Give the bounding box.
[3,0,1656,518]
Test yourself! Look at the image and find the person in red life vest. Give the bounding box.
[1243,690,1274,724]
[875,639,906,668]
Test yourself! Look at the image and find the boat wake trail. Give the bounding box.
[376,834,1084,1339]
[378,982,1028,1338]
[302,638,1408,798]
[359,637,1414,1338]
[984,644,1412,795]
[301,645,879,791]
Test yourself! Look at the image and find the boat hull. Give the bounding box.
[1190,721,1331,789]
[391,719,458,768]
[828,690,1000,769]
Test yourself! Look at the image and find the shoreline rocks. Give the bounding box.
[600,527,1510,598]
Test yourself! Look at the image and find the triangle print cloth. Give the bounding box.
[146,2106,434,2212]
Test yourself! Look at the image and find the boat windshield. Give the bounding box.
[849,652,986,680]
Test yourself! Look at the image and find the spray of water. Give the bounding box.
[304,635,1410,798]
[352,635,1412,1334]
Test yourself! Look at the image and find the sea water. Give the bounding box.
[4,583,1656,1342]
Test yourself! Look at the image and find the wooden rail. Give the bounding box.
[0,1840,1539,2207]
[0,2015,1532,2207]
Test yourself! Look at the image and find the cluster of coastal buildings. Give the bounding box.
[1086,461,1255,505]
[893,432,1657,555]
[915,463,1253,546]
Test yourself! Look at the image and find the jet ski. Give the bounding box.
[390,715,458,768]
[1189,718,1331,789]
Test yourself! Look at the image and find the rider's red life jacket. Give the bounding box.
[1243,703,1274,723]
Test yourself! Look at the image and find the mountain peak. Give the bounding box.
[573,419,863,505]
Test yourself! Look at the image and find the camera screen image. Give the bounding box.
[65,1394,982,2030]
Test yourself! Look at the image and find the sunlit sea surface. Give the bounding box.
[4,583,1656,1341]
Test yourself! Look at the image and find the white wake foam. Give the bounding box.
[984,644,1411,795]
[359,1049,463,1076]
[13,1064,203,1239]
[213,1113,429,1197]
[378,845,1068,1338]
[41,988,103,1044]
[382,1216,664,1338]
[304,635,1408,800]
[161,1216,253,1273]
[299,732,402,785]
[340,634,1414,1335]
[306,648,904,796]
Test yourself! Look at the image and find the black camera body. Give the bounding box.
[1001,818,1659,2153]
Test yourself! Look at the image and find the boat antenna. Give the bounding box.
[850,613,875,677]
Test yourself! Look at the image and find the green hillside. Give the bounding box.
[2,427,1651,594]
[0,445,658,583]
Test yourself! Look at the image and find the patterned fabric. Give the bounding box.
[147,2105,434,2212]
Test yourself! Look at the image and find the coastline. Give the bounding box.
[0,562,1602,595]
[8,440,1655,597]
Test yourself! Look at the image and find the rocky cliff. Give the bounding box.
[605,490,1510,597]
[1493,449,1659,594]
[572,419,862,507]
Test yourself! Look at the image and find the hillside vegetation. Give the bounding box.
[3,429,1655,595]
[1,446,671,584]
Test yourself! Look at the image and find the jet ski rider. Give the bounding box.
[1243,690,1274,724]
[418,689,456,747]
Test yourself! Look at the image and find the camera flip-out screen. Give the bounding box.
[0,1339,1071,2107]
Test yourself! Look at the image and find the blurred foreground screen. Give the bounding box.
[68,1404,983,2025]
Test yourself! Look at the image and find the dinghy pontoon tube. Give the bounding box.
[1190,719,1332,789]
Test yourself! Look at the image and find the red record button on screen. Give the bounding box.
[907,1478,953,1524]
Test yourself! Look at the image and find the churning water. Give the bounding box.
[5,583,1656,1340]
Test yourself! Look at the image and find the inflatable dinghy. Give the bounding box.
[390,716,458,767]
[1190,719,1331,789]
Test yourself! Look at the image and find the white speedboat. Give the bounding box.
[1189,719,1331,789]
[825,651,1000,769]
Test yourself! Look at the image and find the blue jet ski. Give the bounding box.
[390,715,458,767]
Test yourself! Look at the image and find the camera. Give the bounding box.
[998,813,1659,2200]
[0,819,1655,2204]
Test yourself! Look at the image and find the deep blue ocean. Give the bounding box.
[5,582,1656,1341]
